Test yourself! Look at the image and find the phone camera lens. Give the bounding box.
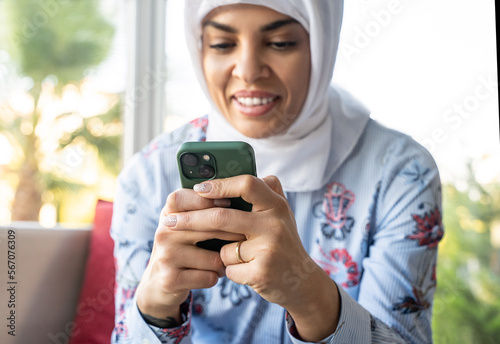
[199,165,215,178]
[182,153,198,167]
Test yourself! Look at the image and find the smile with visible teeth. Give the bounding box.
[235,96,277,107]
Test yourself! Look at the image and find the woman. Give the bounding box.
[111,1,443,343]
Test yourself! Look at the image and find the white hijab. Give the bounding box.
[184,0,370,192]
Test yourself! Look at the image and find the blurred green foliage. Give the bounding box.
[0,0,121,222]
[5,0,114,86]
[433,169,500,343]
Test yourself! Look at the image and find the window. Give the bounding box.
[0,0,125,224]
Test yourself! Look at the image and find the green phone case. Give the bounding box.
[176,141,257,251]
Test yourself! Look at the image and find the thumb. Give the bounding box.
[261,175,286,199]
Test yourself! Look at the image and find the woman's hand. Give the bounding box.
[136,188,245,325]
[167,175,341,341]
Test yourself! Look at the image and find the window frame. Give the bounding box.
[123,0,167,162]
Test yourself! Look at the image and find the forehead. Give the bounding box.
[202,4,298,30]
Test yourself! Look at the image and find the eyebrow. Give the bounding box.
[203,18,300,34]
[262,19,300,32]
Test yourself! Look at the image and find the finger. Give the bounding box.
[166,206,267,236]
[168,244,226,277]
[193,175,282,211]
[174,269,221,291]
[261,175,286,199]
[224,263,254,287]
[163,188,231,215]
[220,240,253,266]
[155,226,246,246]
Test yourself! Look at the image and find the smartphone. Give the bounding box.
[176,141,257,251]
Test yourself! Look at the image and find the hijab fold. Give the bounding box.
[184,0,370,192]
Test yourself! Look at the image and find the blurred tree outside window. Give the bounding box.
[432,165,500,343]
[0,0,125,225]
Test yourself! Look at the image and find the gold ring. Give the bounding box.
[235,241,245,264]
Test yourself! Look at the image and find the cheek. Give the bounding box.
[203,56,232,97]
[289,55,311,108]
[281,67,310,111]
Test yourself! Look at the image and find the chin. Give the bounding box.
[240,126,283,139]
[228,114,289,139]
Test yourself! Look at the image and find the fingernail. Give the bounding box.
[214,199,231,207]
[162,215,177,227]
[194,183,212,193]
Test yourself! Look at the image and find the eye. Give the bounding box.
[208,42,236,52]
[268,41,297,50]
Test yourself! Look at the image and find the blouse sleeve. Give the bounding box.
[110,152,193,344]
[285,287,406,344]
[286,135,443,343]
[358,135,443,343]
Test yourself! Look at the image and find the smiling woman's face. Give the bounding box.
[201,4,311,139]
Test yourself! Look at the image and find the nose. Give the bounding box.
[232,44,270,84]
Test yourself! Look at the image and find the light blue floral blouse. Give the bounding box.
[111,116,443,344]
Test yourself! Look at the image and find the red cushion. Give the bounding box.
[69,200,115,343]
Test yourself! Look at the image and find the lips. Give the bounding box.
[232,91,280,117]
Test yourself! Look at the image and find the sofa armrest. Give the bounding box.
[69,199,115,344]
[0,223,91,343]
